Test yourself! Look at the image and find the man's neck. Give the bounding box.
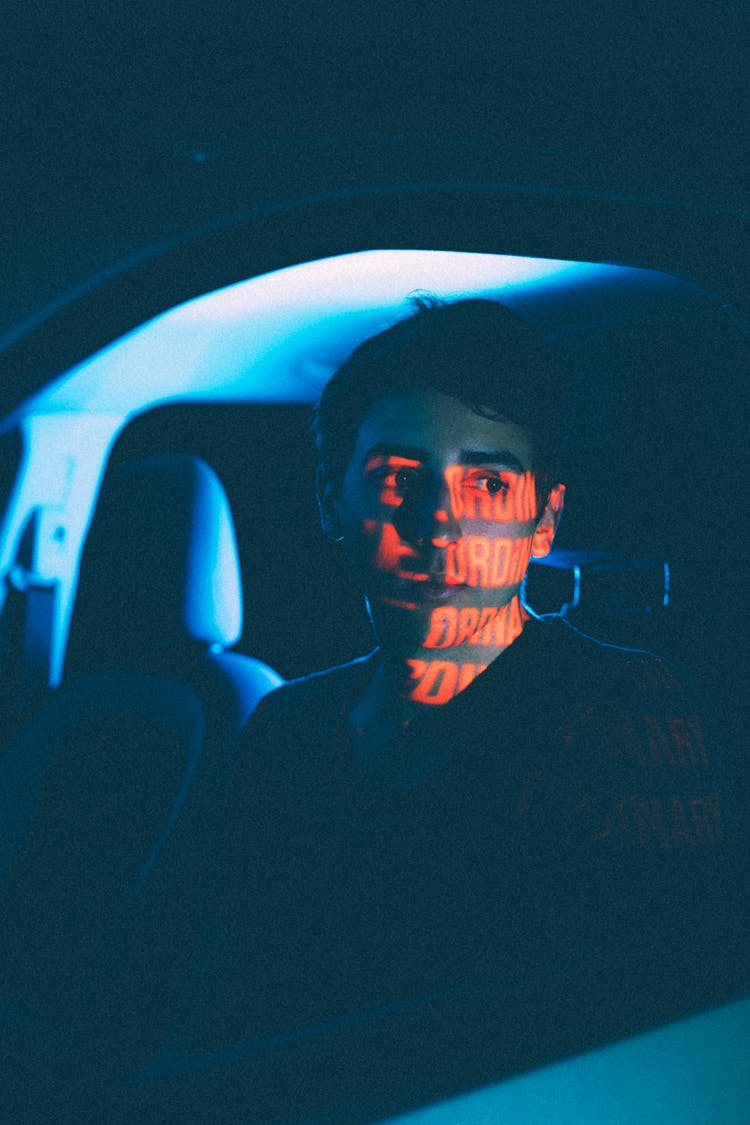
[355,594,529,730]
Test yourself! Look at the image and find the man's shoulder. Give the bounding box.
[243,650,378,739]
[526,618,732,850]
[227,653,378,807]
[531,616,695,698]
[531,616,715,760]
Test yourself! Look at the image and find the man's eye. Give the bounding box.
[365,456,425,494]
[470,475,509,495]
[373,469,416,489]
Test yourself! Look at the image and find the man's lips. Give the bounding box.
[414,576,463,601]
[379,573,466,606]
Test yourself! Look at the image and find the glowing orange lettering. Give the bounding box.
[445,465,464,520]
[490,482,514,522]
[455,606,480,644]
[448,536,532,588]
[510,536,531,584]
[492,471,535,522]
[423,606,458,648]
[406,658,427,684]
[444,466,538,524]
[489,536,530,587]
[463,482,493,521]
[475,606,498,642]
[484,598,524,646]
[488,538,510,585]
[410,660,458,704]
[457,662,487,691]
[466,536,491,586]
[408,660,489,704]
[446,540,466,584]
[513,471,538,522]
[423,601,525,649]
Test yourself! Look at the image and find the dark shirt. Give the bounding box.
[178,618,745,1069]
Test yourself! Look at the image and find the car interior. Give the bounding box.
[0,236,748,1120]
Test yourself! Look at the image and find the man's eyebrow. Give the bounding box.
[363,443,428,463]
[459,450,526,472]
[362,444,527,472]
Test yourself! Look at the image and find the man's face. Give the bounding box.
[326,386,563,661]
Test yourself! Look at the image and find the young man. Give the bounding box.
[312,297,565,778]
[185,299,743,1094]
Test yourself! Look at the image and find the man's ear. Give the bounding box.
[316,466,343,542]
[530,483,565,559]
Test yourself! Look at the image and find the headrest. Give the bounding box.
[67,454,243,674]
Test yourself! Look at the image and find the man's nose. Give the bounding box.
[394,481,461,546]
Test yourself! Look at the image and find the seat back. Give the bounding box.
[0,455,282,1092]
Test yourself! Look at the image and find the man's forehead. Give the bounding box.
[363,442,527,473]
[351,388,536,468]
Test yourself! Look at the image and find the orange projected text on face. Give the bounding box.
[335,389,566,712]
[406,659,489,705]
[444,466,539,523]
[423,599,525,649]
[445,535,532,588]
[353,454,550,708]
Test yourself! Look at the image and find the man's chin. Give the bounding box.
[365,591,433,648]
[369,583,436,615]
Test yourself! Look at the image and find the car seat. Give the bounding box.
[0,454,283,1108]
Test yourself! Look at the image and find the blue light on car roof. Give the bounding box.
[9,250,608,421]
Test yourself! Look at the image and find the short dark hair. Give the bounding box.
[312,297,564,507]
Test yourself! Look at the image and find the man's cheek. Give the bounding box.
[357,519,534,588]
[446,532,534,587]
[362,520,425,579]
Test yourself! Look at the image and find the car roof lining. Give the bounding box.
[0,249,704,430]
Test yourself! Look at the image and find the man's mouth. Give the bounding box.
[416,577,461,602]
[377,572,465,609]
[405,571,466,602]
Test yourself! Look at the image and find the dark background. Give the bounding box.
[3,1,748,236]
